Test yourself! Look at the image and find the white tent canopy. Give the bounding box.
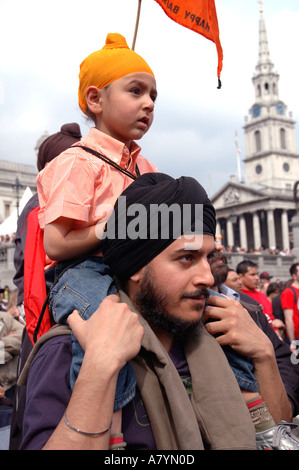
[0,186,33,236]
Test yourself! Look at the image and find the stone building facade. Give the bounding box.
[0,160,37,224]
[211,8,299,256]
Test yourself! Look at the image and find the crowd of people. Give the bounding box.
[0,32,299,452]
[223,260,299,347]
[223,245,292,256]
[0,234,15,246]
[0,286,25,446]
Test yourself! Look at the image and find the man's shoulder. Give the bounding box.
[282,285,299,296]
[18,326,72,387]
[239,291,260,306]
[241,288,258,298]
[33,327,72,361]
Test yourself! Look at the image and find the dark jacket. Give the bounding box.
[238,291,299,416]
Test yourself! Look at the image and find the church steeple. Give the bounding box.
[252,5,279,105]
[256,3,273,73]
[243,6,298,191]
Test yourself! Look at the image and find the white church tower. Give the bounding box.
[211,5,298,259]
[243,4,299,190]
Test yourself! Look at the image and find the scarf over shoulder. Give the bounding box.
[118,290,256,450]
[19,290,256,450]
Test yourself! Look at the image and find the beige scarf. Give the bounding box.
[119,290,256,450]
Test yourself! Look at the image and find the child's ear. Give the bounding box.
[85,86,103,114]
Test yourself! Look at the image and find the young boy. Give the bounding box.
[36,33,157,447]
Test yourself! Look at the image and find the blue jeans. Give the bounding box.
[45,256,136,411]
[208,289,258,393]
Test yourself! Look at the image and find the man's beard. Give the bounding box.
[134,267,210,340]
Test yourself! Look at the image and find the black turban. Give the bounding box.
[37,123,82,171]
[101,172,216,281]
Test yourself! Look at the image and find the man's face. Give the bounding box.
[239,267,259,291]
[208,251,228,286]
[224,270,243,292]
[133,234,215,337]
[292,266,299,283]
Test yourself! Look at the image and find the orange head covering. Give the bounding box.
[78,33,155,115]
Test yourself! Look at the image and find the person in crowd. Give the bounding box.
[223,267,242,292]
[266,282,281,302]
[13,123,82,319]
[0,289,4,311]
[259,271,273,296]
[267,282,286,341]
[236,260,284,333]
[209,252,299,428]
[36,32,158,439]
[19,173,257,450]
[281,263,299,349]
[0,309,24,409]
[271,280,296,343]
[209,253,299,449]
[5,289,25,325]
[0,287,9,312]
[9,123,82,450]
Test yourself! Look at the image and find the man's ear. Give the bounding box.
[130,266,146,283]
[85,86,103,114]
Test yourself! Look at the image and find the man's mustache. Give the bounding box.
[181,288,210,300]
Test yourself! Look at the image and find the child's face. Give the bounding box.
[96,72,157,145]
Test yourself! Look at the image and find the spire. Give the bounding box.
[256,2,274,74]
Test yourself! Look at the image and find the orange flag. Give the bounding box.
[154,0,223,87]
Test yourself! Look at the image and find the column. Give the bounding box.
[267,209,276,249]
[253,212,261,250]
[281,210,290,252]
[239,215,248,251]
[216,220,221,240]
[226,218,234,247]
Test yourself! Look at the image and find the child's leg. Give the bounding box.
[109,410,126,450]
[222,346,277,432]
[242,391,276,432]
[47,257,137,443]
[48,257,116,386]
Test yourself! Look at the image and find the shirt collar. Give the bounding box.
[87,128,141,169]
[219,284,240,301]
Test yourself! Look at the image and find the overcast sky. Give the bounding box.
[0,0,298,197]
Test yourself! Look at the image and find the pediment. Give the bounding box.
[211,182,266,211]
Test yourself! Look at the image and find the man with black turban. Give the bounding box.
[18,172,257,450]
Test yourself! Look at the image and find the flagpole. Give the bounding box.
[132,0,142,50]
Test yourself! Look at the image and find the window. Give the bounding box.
[255,164,262,174]
[280,128,286,149]
[255,130,262,152]
[4,203,10,219]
